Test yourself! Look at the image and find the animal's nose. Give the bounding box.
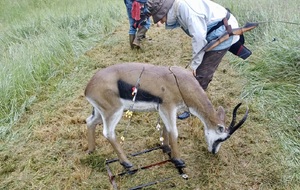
[211,147,217,154]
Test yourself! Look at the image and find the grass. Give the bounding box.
[0,0,125,139]
[217,0,300,185]
[0,0,299,189]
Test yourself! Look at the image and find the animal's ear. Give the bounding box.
[217,106,225,122]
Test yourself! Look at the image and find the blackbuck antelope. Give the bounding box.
[85,62,248,168]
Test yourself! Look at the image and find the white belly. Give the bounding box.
[121,99,159,112]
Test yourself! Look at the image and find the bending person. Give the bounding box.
[146,0,252,119]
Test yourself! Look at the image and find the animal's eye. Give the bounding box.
[218,125,225,133]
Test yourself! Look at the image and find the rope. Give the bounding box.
[121,67,163,146]
[121,67,145,144]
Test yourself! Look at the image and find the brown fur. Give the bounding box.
[85,62,227,168]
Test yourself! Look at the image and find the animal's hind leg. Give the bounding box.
[102,108,133,169]
[86,108,102,154]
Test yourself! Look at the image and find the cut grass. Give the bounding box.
[0,21,296,189]
[0,0,299,189]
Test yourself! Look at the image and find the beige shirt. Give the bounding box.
[167,0,240,70]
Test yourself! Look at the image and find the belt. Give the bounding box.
[207,11,231,35]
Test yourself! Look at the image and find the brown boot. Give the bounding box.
[129,34,135,49]
[133,27,148,49]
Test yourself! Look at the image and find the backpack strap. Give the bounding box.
[207,11,231,35]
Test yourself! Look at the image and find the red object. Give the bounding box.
[132,1,141,21]
[132,87,137,96]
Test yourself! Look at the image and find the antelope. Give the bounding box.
[85,62,248,169]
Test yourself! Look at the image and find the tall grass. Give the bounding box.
[0,0,126,139]
[217,0,300,185]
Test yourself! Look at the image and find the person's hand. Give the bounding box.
[156,21,163,27]
[192,70,196,77]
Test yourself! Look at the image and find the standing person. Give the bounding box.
[146,0,253,119]
[124,0,151,49]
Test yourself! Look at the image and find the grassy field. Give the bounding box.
[0,0,299,189]
[219,0,300,186]
[0,0,124,137]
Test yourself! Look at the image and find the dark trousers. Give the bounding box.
[195,48,229,90]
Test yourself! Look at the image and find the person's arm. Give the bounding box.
[178,5,208,71]
[188,16,207,71]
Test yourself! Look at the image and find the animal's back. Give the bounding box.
[85,62,184,95]
[84,63,200,109]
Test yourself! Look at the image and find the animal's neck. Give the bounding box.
[175,76,215,116]
[191,101,217,126]
[173,71,218,128]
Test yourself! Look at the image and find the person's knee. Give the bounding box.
[194,75,211,90]
[199,79,210,90]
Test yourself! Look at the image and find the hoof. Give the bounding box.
[120,161,133,169]
[171,158,186,168]
[86,150,94,155]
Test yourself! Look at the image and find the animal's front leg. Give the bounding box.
[161,126,171,155]
[168,130,185,168]
[159,106,185,168]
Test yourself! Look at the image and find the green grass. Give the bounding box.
[240,36,300,186]
[0,0,126,139]
[217,0,300,185]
